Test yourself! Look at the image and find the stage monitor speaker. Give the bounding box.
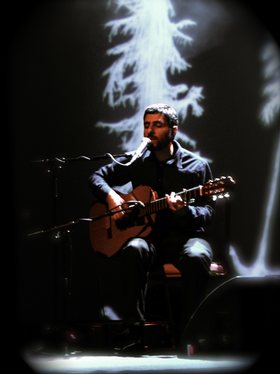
[182,275,280,357]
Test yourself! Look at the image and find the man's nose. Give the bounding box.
[147,127,154,135]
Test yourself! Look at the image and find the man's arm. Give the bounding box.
[105,189,126,221]
[89,161,131,220]
[165,159,216,231]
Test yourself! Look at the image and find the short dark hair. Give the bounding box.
[143,103,179,128]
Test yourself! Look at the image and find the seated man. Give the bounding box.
[89,103,215,353]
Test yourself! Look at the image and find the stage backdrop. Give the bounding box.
[10,0,279,330]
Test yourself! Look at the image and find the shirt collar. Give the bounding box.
[144,139,184,168]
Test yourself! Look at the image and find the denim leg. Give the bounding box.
[119,237,156,323]
[175,238,213,333]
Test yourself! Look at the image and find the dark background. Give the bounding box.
[7,0,280,353]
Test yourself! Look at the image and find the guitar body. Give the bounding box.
[89,185,157,257]
[89,176,235,257]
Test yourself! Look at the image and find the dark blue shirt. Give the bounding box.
[89,140,215,239]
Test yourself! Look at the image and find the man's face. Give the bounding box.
[143,113,177,150]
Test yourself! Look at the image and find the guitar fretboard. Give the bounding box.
[145,186,203,215]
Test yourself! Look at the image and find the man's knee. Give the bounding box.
[121,238,152,260]
[184,238,212,259]
[179,238,213,272]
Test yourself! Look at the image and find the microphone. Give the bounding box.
[128,137,152,164]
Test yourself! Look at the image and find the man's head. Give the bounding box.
[143,103,178,152]
[143,103,179,128]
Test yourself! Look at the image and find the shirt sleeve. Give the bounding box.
[89,159,132,202]
[173,159,216,231]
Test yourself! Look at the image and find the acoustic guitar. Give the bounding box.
[89,176,235,257]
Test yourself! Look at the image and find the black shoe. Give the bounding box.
[114,340,144,356]
[113,323,145,355]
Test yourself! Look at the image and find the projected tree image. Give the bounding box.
[97,0,204,151]
[229,40,280,276]
[96,0,279,276]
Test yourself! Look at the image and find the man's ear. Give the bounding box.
[172,125,178,138]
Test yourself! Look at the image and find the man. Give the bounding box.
[89,103,215,353]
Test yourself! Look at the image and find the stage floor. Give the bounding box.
[22,350,257,374]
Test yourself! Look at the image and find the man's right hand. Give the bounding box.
[106,190,126,221]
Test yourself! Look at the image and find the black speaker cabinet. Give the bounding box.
[182,275,280,358]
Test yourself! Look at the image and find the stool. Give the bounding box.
[163,261,226,278]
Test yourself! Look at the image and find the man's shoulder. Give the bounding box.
[178,144,209,170]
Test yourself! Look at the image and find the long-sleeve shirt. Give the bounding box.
[89,140,215,240]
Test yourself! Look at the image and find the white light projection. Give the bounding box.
[260,42,280,125]
[97,0,204,152]
[229,41,280,277]
[96,0,279,277]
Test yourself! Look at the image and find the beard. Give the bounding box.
[150,133,174,151]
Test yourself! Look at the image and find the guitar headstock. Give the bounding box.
[203,176,236,200]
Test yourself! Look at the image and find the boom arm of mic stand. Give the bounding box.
[28,201,144,238]
[32,153,132,164]
[28,220,80,238]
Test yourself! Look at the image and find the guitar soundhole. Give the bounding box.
[115,215,145,230]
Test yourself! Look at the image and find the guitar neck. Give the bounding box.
[145,186,202,215]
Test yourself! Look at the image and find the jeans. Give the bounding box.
[118,234,213,332]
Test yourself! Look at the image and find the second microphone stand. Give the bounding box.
[30,152,132,352]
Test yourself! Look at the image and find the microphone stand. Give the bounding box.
[30,152,132,353]
[32,152,132,164]
[28,203,144,239]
